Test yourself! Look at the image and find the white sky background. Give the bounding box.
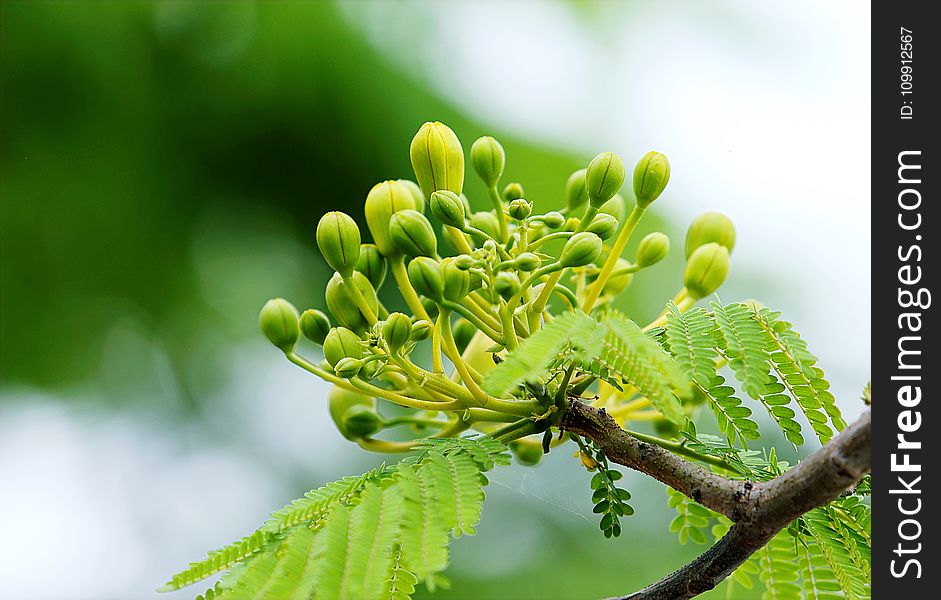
[0,2,871,598]
[344,0,872,420]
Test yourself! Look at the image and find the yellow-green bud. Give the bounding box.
[430,190,466,229]
[684,242,731,300]
[453,317,476,353]
[563,217,580,232]
[559,232,603,268]
[325,271,378,333]
[503,182,525,202]
[410,319,433,341]
[565,168,589,212]
[334,357,364,379]
[636,232,670,267]
[407,256,444,301]
[603,258,634,296]
[632,151,670,208]
[441,258,470,302]
[316,211,360,277]
[259,298,300,353]
[470,136,505,188]
[340,405,382,439]
[586,152,626,208]
[454,254,476,270]
[328,386,374,440]
[515,252,540,272]
[410,121,464,199]
[365,180,418,257]
[389,209,437,257]
[323,326,363,366]
[354,243,387,289]
[397,179,425,213]
[469,211,501,241]
[541,211,565,229]
[510,438,543,466]
[382,312,412,352]
[685,211,736,258]
[507,198,532,221]
[494,271,521,300]
[299,309,331,345]
[586,213,619,240]
[599,193,626,224]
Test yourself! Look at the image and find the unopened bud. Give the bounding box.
[410,121,464,199]
[389,209,437,257]
[323,326,364,366]
[510,438,543,466]
[299,309,331,345]
[586,213,619,240]
[515,252,540,272]
[469,211,501,241]
[430,190,466,229]
[454,254,476,270]
[316,211,360,277]
[565,168,589,212]
[355,243,387,289]
[259,298,300,353]
[603,258,634,296]
[494,271,521,300]
[540,211,565,229]
[441,258,470,302]
[340,405,382,439]
[453,317,477,353]
[397,179,425,213]
[559,232,603,268]
[632,151,670,208]
[503,182,525,202]
[365,180,418,257]
[407,256,444,301]
[636,232,670,267]
[325,272,378,333]
[470,136,505,188]
[507,198,532,221]
[685,211,735,258]
[410,319,433,341]
[684,243,731,299]
[328,386,375,440]
[586,152,626,208]
[382,312,412,353]
[334,357,364,379]
[599,193,626,224]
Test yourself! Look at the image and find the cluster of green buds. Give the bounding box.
[258,121,736,461]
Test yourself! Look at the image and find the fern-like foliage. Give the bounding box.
[666,488,716,545]
[711,301,772,399]
[756,532,801,600]
[160,437,508,600]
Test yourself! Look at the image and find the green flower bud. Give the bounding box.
[407,256,444,301]
[507,198,532,221]
[632,151,670,208]
[469,211,501,241]
[259,298,300,353]
[603,258,634,296]
[441,258,470,302]
[559,232,603,268]
[410,319,433,341]
[684,211,736,258]
[382,312,412,353]
[539,211,564,230]
[397,179,425,213]
[565,168,589,212]
[333,357,364,379]
[365,180,418,257]
[684,243,731,300]
[421,297,439,320]
[599,193,626,224]
[636,232,670,267]
[354,243,387,289]
[454,254,476,270]
[323,326,363,366]
[586,213,619,240]
[316,211,360,277]
[328,386,374,440]
[325,272,378,333]
[389,209,438,257]
[515,252,540,272]
[453,317,477,353]
[502,182,524,202]
[563,217,580,232]
[299,309,331,345]
[410,121,464,199]
[586,152,626,208]
[510,438,543,466]
[494,271,521,300]
[470,136,505,188]
[430,190,466,229]
[341,405,382,439]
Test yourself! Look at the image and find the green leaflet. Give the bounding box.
[664,303,719,385]
[757,533,801,600]
[160,437,507,600]
[482,310,599,397]
[712,301,772,400]
[695,375,760,447]
[666,488,716,545]
[797,538,844,600]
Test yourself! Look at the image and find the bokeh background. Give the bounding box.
[0,1,870,599]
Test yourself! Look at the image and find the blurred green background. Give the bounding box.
[0,1,869,599]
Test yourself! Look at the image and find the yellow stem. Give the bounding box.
[582,206,646,312]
